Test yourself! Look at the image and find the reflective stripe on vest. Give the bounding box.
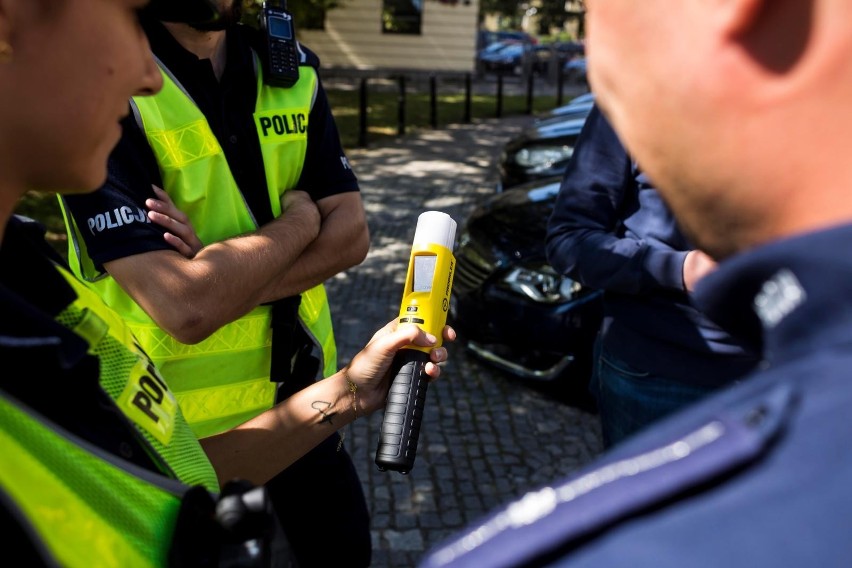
[60,54,337,439]
[0,394,186,568]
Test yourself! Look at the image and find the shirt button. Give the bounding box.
[229,135,238,144]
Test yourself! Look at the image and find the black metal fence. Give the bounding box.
[321,66,589,147]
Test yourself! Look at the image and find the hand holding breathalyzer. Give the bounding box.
[375,211,457,474]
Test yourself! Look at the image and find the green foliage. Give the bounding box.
[15,192,67,257]
[534,0,571,35]
[479,0,585,38]
[479,0,523,26]
[381,0,422,35]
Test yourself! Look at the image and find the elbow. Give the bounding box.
[170,325,215,346]
[544,229,577,275]
[170,314,226,345]
[545,242,576,277]
[153,307,220,345]
[346,225,370,266]
[354,228,370,264]
[544,237,561,269]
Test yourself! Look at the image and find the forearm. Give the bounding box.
[106,201,320,343]
[257,196,369,302]
[201,319,450,488]
[200,371,357,486]
[548,224,689,295]
[547,227,645,292]
[545,166,650,294]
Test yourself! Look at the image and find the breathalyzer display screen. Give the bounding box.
[268,16,293,40]
[413,255,437,292]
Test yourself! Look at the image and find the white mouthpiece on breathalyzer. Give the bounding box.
[412,211,457,250]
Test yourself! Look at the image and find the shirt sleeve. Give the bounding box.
[544,104,688,295]
[61,114,173,274]
[296,72,359,201]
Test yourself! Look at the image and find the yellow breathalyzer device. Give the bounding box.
[375,211,457,474]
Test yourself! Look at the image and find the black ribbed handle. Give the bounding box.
[375,349,431,474]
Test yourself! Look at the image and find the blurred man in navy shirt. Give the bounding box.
[546,105,758,447]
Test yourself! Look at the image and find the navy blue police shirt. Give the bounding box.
[421,223,852,568]
[545,105,758,386]
[61,19,358,272]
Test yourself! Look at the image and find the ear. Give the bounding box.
[711,0,766,37]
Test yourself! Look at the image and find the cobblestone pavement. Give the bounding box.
[324,114,604,568]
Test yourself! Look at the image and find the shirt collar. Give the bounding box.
[693,223,852,366]
[142,18,256,100]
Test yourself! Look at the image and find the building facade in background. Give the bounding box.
[299,0,480,72]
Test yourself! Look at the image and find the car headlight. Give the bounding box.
[513,145,574,170]
[499,264,583,304]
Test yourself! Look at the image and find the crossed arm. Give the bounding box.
[105,186,369,344]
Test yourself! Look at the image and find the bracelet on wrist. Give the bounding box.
[345,373,359,420]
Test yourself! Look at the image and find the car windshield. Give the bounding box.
[482,41,517,54]
[499,45,524,55]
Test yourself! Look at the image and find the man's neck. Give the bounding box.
[162,22,228,81]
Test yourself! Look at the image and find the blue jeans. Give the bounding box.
[591,340,719,448]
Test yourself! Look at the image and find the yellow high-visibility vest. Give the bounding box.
[60,55,337,439]
[0,264,220,567]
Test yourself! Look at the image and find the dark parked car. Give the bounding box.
[477,29,537,50]
[449,176,603,406]
[546,41,586,66]
[536,92,595,122]
[501,41,585,76]
[497,103,592,191]
[476,42,552,76]
[476,41,524,75]
[563,56,588,86]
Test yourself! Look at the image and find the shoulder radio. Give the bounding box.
[260,1,300,88]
